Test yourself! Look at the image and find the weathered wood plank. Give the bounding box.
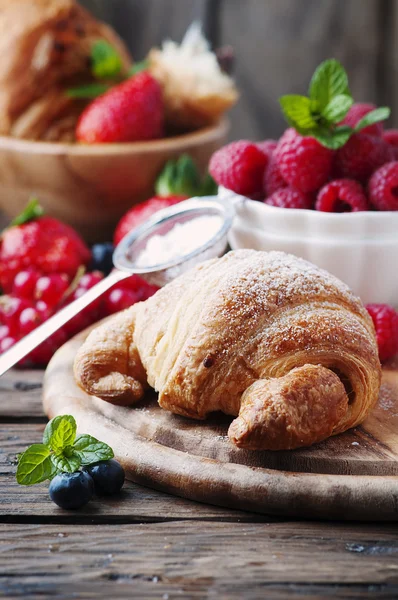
[0,370,44,421]
[1,522,398,598]
[219,0,381,140]
[0,423,267,523]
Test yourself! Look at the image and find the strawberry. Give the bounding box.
[114,154,214,245]
[0,200,90,293]
[76,72,164,144]
[114,195,186,245]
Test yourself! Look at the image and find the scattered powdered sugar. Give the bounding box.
[135,215,223,267]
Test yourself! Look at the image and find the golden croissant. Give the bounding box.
[74,250,381,450]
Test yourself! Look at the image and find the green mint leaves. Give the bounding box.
[17,415,114,486]
[91,40,123,80]
[155,154,217,198]
[279,59,390,149]
[67,39,125,99]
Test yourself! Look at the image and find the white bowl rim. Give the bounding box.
[0,118,229,156]
[219,186,398,220]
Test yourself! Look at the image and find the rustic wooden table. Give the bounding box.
[0,369,397,598]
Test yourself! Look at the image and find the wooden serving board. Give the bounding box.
[43,329,398,521]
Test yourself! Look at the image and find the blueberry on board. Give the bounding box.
[49,471,94,509]
[90,242,114,275]
[85,459,125,496]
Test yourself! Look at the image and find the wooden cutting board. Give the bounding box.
[43,329,398,521]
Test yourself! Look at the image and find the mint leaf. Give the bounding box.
[309,59,350,112]
[66,83,110,99]
[355,107,391,132]
[51,449,81,473]
[279,95,318,131]
[16,444,55,485]
[9,198,43,228]
[73,434,114,465]
[321,94,353,124]
[43,415,76,450]
[91,40,123,79]
[128,60,149,77]
[313,125,353,150]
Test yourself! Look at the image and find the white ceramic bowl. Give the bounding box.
[219,187,398,306]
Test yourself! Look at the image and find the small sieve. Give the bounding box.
[0,196,236,376]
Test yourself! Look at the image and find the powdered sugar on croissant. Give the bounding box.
[74,250,381,450]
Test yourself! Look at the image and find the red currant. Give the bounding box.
[104,288,140,315]
[0,335,18,353]
[12,269,40,300]
[77,271,103,290]
[19,307,42,336]
[0,325,10,341]
[0,296,32,334]
[35,274,69,307]
[36,300,53,321]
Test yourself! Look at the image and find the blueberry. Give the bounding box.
[85,459,125,496]
[49,471,94,509]
[90,242,114,275]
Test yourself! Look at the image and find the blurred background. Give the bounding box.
[81,0,396,141]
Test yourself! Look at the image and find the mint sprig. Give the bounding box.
[155,154,217,197]
[16,415,114,486]
[279,59,390,149]
[91,40,123,80]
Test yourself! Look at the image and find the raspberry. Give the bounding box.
[274,128,333,193]
[368,161,398,211]
[256,140,277,161]
[382,130,398,160]
[209,141,268,197]
[316,179,368,213]
[366,303,398,362]
[340,102,383,137]
[265,187,313,209]
[334,133,392,182]
[263,156,288,197]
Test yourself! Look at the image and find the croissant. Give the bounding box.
[0,0,132,140]
[74,250,381,450]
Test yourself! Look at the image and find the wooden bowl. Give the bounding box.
[0,119,228,243]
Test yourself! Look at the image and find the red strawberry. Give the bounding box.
[76,72,164,144]
[0,215,90,293]
[114,195,187,246]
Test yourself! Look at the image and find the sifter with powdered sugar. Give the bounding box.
[0,197,235,375]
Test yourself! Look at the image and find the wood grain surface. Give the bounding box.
[2,522,398,599]
[43,332,398,521]
[2,367,398,599]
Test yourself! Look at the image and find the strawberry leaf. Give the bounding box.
[91,40,123,80]
[279,95,318,131]
[9,198,43,228]
[321,94,354,124]
[155,154,201,197]
[309,59,350,112]
[66,83,111,99]
[355,107,390,132]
